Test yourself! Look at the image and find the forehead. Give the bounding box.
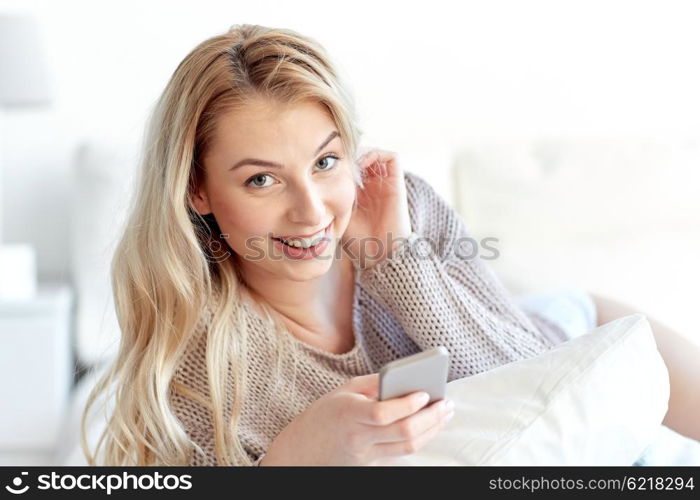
[212,99,336,154]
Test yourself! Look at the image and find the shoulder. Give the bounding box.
[403,170,436,206]
[402,170,470,256]
[403,170,437,231]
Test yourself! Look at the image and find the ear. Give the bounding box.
[189,184,212,216]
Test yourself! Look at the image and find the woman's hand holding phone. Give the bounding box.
[260,373,455,466]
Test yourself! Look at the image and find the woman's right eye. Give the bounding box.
[245,173,274,189]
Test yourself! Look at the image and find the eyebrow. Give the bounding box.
[228,131,340,171]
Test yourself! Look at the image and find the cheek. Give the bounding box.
[211,200,273,250]
[335,185,356,214]
[332,170,358,213]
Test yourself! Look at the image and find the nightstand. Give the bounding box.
[0,284,74,464]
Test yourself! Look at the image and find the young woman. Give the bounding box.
[81,24,699,466]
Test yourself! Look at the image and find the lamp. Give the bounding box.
[0,13,53,299]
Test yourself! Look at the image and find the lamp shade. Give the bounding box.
[0,14,52,107]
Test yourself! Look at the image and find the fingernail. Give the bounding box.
[418,392,430,405]
[445,399,455,412]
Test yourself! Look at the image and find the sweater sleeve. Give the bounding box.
[357,172,563,380]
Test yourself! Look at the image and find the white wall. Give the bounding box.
[1,0,699,281]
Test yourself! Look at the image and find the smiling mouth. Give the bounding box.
[272,221,332,248]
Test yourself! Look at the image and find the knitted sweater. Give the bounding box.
[169,171,568,466]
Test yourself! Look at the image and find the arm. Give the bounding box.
[655,324,700,442]
[357,173,561,380]
[590,292,700,442]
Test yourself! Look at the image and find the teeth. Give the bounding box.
[279,228,326,249]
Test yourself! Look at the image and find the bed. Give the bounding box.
[51,136,700,465]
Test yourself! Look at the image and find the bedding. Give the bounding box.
[375,313,671,466]
[58,311,700,466]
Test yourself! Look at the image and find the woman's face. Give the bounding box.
[191,98,357,282]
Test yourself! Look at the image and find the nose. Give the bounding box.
[287,178,326,227]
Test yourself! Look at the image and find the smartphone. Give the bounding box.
[378,346,450,404]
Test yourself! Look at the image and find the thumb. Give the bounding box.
[343,373,379,400]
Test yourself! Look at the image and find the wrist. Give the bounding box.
[351,232,415,272]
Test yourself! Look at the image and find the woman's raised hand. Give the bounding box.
[341,149,413,271]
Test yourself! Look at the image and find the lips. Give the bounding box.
[274,221,332,241]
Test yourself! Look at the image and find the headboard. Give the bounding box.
[450,136,700,341]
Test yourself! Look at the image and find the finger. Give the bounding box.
[361,154,383,177]
[355,146,371,163]
[366,151,399,178]
[358,149,393,171]
[342,373,380,399]
[357,390,430,426]
[370,398,451,444]
[372,411,450,458]
[381,152,400,177]
[356,150,379,169]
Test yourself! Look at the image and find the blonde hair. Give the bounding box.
[80,24,364,465]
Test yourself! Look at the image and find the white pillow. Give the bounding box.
[376,313,670,466]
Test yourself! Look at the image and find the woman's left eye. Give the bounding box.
[244,154,341,190]
[316,153,340,171]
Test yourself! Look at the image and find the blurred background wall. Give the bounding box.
[2,0,699,282]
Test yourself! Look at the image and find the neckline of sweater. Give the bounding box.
[239,280,364,361]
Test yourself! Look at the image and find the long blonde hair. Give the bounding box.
[80,24,364,465]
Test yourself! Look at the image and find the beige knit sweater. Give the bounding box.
[169,171,567,466]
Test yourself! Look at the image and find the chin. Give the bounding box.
[280,259,334,281]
